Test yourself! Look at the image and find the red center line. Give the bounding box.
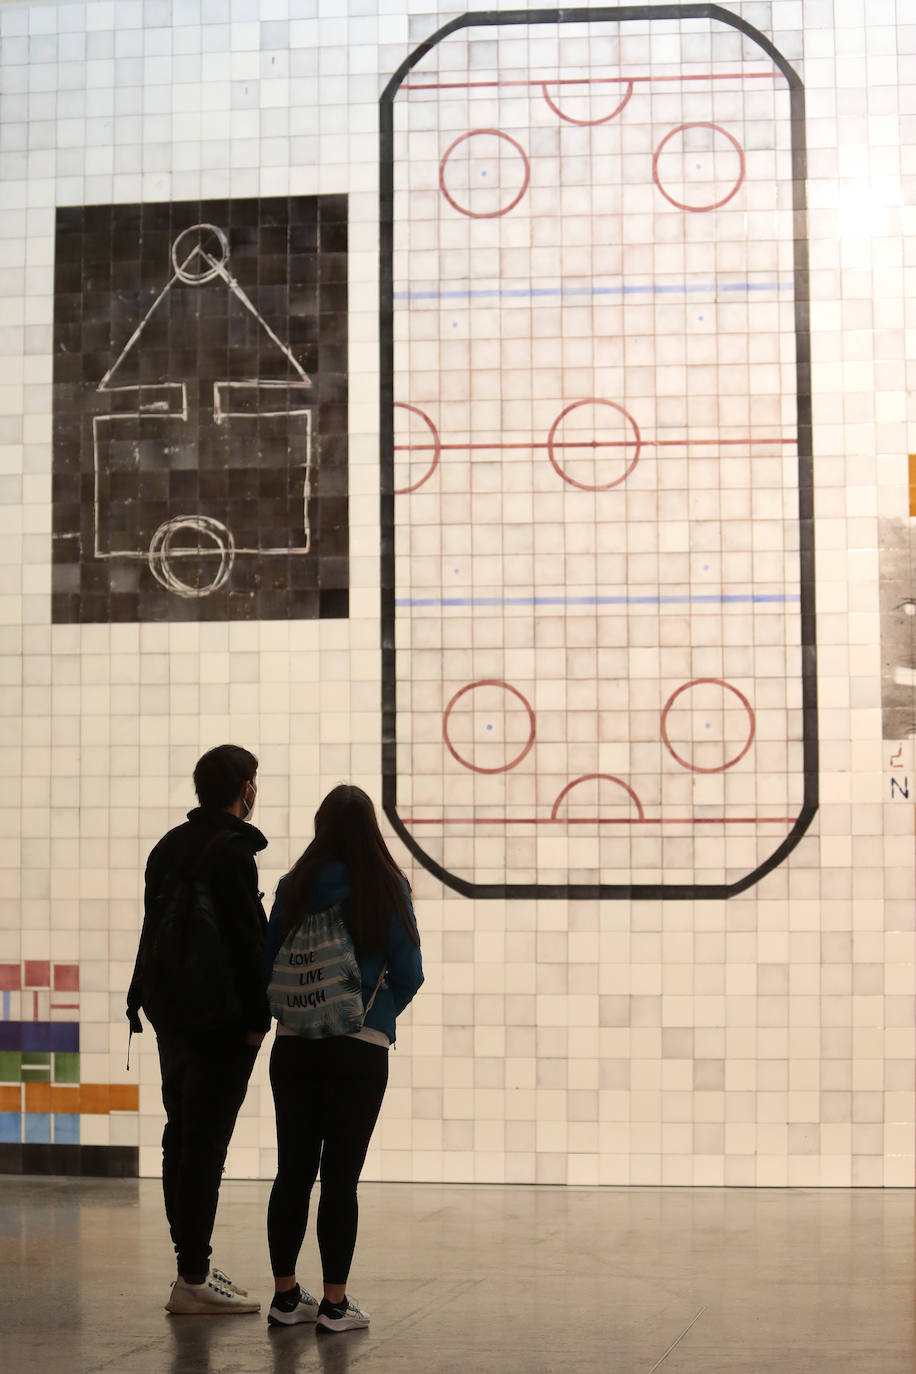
[395,437,798,452]
[401,816,799,825]
[402,72,780,92]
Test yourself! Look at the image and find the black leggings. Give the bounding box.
[267,1034,389,1284]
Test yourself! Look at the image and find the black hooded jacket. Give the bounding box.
[126,807,271,1039]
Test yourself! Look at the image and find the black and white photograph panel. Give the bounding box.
[52,196,348,623]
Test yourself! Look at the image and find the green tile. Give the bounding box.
[0,1051,21,1082]
[53,1052,80,1084]
[21,1052,50,1067]
[21,1065,51,1082]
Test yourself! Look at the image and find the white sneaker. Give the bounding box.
[316,1296,370,1332]
[210,1266,247,1296]
[267,1286,320,1327]
[165,1274,261,1315]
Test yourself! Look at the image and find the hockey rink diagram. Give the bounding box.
[380,5,816,899]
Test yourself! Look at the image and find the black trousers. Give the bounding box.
[267,1034,389,1284]
[157,1032,258,1280]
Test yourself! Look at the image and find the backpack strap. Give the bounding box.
[126,827,246,1061]
[168,825,244,887]
[363,965,388,1019]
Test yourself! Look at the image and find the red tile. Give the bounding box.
[0,964,20,991]
[23,961,50,989]
[53,964,80,992]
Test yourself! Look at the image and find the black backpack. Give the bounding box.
[137,833,242,1036]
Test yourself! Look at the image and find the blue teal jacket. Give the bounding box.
[263,860,423,1045]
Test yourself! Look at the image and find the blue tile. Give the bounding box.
[21,1023,52,1052]
[50,1022,79,1052]
[17,1023,79,1053]
[24,1113,50,1144]
[53,1114,80,1145]
[0,1112,20,1143]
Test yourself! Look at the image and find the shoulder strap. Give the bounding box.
[363,964,388,1018]
[159,826,242,892]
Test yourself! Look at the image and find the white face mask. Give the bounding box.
[241,782,256,820]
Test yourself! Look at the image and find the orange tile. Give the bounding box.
[24,1082,51,1113]
[48,1085,81,1114]
[0,1084,20,1111]
[109,1084,139,1113]
[79,1084,110,1114]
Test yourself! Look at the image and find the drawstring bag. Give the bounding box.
[268,901,385,1039]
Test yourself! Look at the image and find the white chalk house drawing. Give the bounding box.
[51,197,353,624]
[879,517,916,743]
[380,6,816,899]
[94,223,312,600]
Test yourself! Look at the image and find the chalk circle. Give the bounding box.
[439,129,531,219]
[148,516,235,598]
[541,80,634,127]
[652,122,746,213]
[394,402,441,494]
[550,773,645,822]
[443,679,536,774]
[661,678,756,774]
[547,398,642,491]
[171,223,230,283]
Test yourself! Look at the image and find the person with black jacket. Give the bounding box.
[127,744,270,1315]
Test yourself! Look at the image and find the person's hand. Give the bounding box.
[244,1030,267,1047]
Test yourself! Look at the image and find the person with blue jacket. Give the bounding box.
[262,785,424,1333]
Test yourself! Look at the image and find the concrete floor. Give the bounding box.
[1,1178,915,1373]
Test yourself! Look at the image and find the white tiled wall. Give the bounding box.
[0,0,914,1186]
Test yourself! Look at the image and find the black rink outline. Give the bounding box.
[380,4,816,901]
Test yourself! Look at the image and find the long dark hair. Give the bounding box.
[284,785,418,956]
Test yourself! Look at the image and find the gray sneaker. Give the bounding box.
[210,1266,247,1296]
[267,1287,320,1327]
[316,1296,370,1332]
[166,1274,261,1315]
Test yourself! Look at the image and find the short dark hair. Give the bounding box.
[193,744,258,810]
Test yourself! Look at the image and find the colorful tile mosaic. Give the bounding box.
[0,962,138,1149]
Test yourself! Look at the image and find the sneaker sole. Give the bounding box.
[267,1310,318,1327]
[166,1300,261,1316]
[316,1317,370,1333]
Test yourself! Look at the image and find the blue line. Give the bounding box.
[396,593,801,608]
[394,281,792,303]
[2,990,8,1020]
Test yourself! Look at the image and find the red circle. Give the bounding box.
[660,678,756,774]
[442,679,536,774]
[439,129,531,219]
[546,398,642,491]
[652,122,746,213]
[550,773,645,821]
[541,80,634,127]
[394,402,441,494]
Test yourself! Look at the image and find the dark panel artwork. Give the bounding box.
[52,196,348,622]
